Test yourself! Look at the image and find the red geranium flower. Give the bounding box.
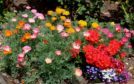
[107,39,121,56]
[84,29,100,44]
[83,44,113,69]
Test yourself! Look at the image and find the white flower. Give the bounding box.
[56,24,64,33]
[45,58,52,64]
[28,18,35,23]
[11,18,17,22]
[72,43,80,49]
[83,31,90,37]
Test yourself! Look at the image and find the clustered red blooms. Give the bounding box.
[83,44,113,69]
[78,28,129,72]
[84,29,100,44]
[107,39,121,56]
[69,27,132,73]
[83,44,125,72]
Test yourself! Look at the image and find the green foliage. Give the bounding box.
[121,3,134,29]
[57,0,103,19]
[0,7,85,83]
[0,4,133,84]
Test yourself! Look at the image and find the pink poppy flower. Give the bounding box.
[31,9,37,14]
[121,37,128,45]
[26,6,31,10]
[60,32,69,38]
[107,33,113,38]
[33,28,40,34]
[22,46,31,54]
[31,34,37,39]
[17,53,25,63]
[128,44,132,48]
[22,14,28,18]
[130,30,134,36]
[75,27,81,32]
[56,24,64,33]
[123,28,129,33]
[74,68,82,77]
[28,18,35,23]
[35,13,45,20]
[115,24,121,32]
[101,28,110,35]
[3,46,11,52]
[55,50,62,56]
[23,24,31,30]
[125,33,131,38]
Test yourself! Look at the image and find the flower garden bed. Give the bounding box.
[0,6,134,84]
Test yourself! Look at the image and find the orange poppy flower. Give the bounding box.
[16,20,25,29]
[23,33,31,40]
[3,50,12,55]
[4,30,13,37]
[18,20,25,26]
[3,46,12,55]
[64,19,71,28]
[21,37,27,42]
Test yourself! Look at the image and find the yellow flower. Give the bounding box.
[47,10,53,16]
[60,16,66,21]
[78,20,87,28]
[91,22,99,28]
[110,22,115,26]
[51,17,57,21]
[49,26,56,31]
[45,22,52,28]
[55,7,64,14]
[66,27,75,34]
[63,11,70,16]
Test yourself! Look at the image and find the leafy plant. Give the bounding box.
[0,6,133,84]
[57,0,103,20]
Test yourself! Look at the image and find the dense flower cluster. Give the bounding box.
[83,44,113,69]
[85,65,131,83]
[0,6,133,84]
[84,29,100,44]
[107,39,121,56]
[77,22,133,83]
